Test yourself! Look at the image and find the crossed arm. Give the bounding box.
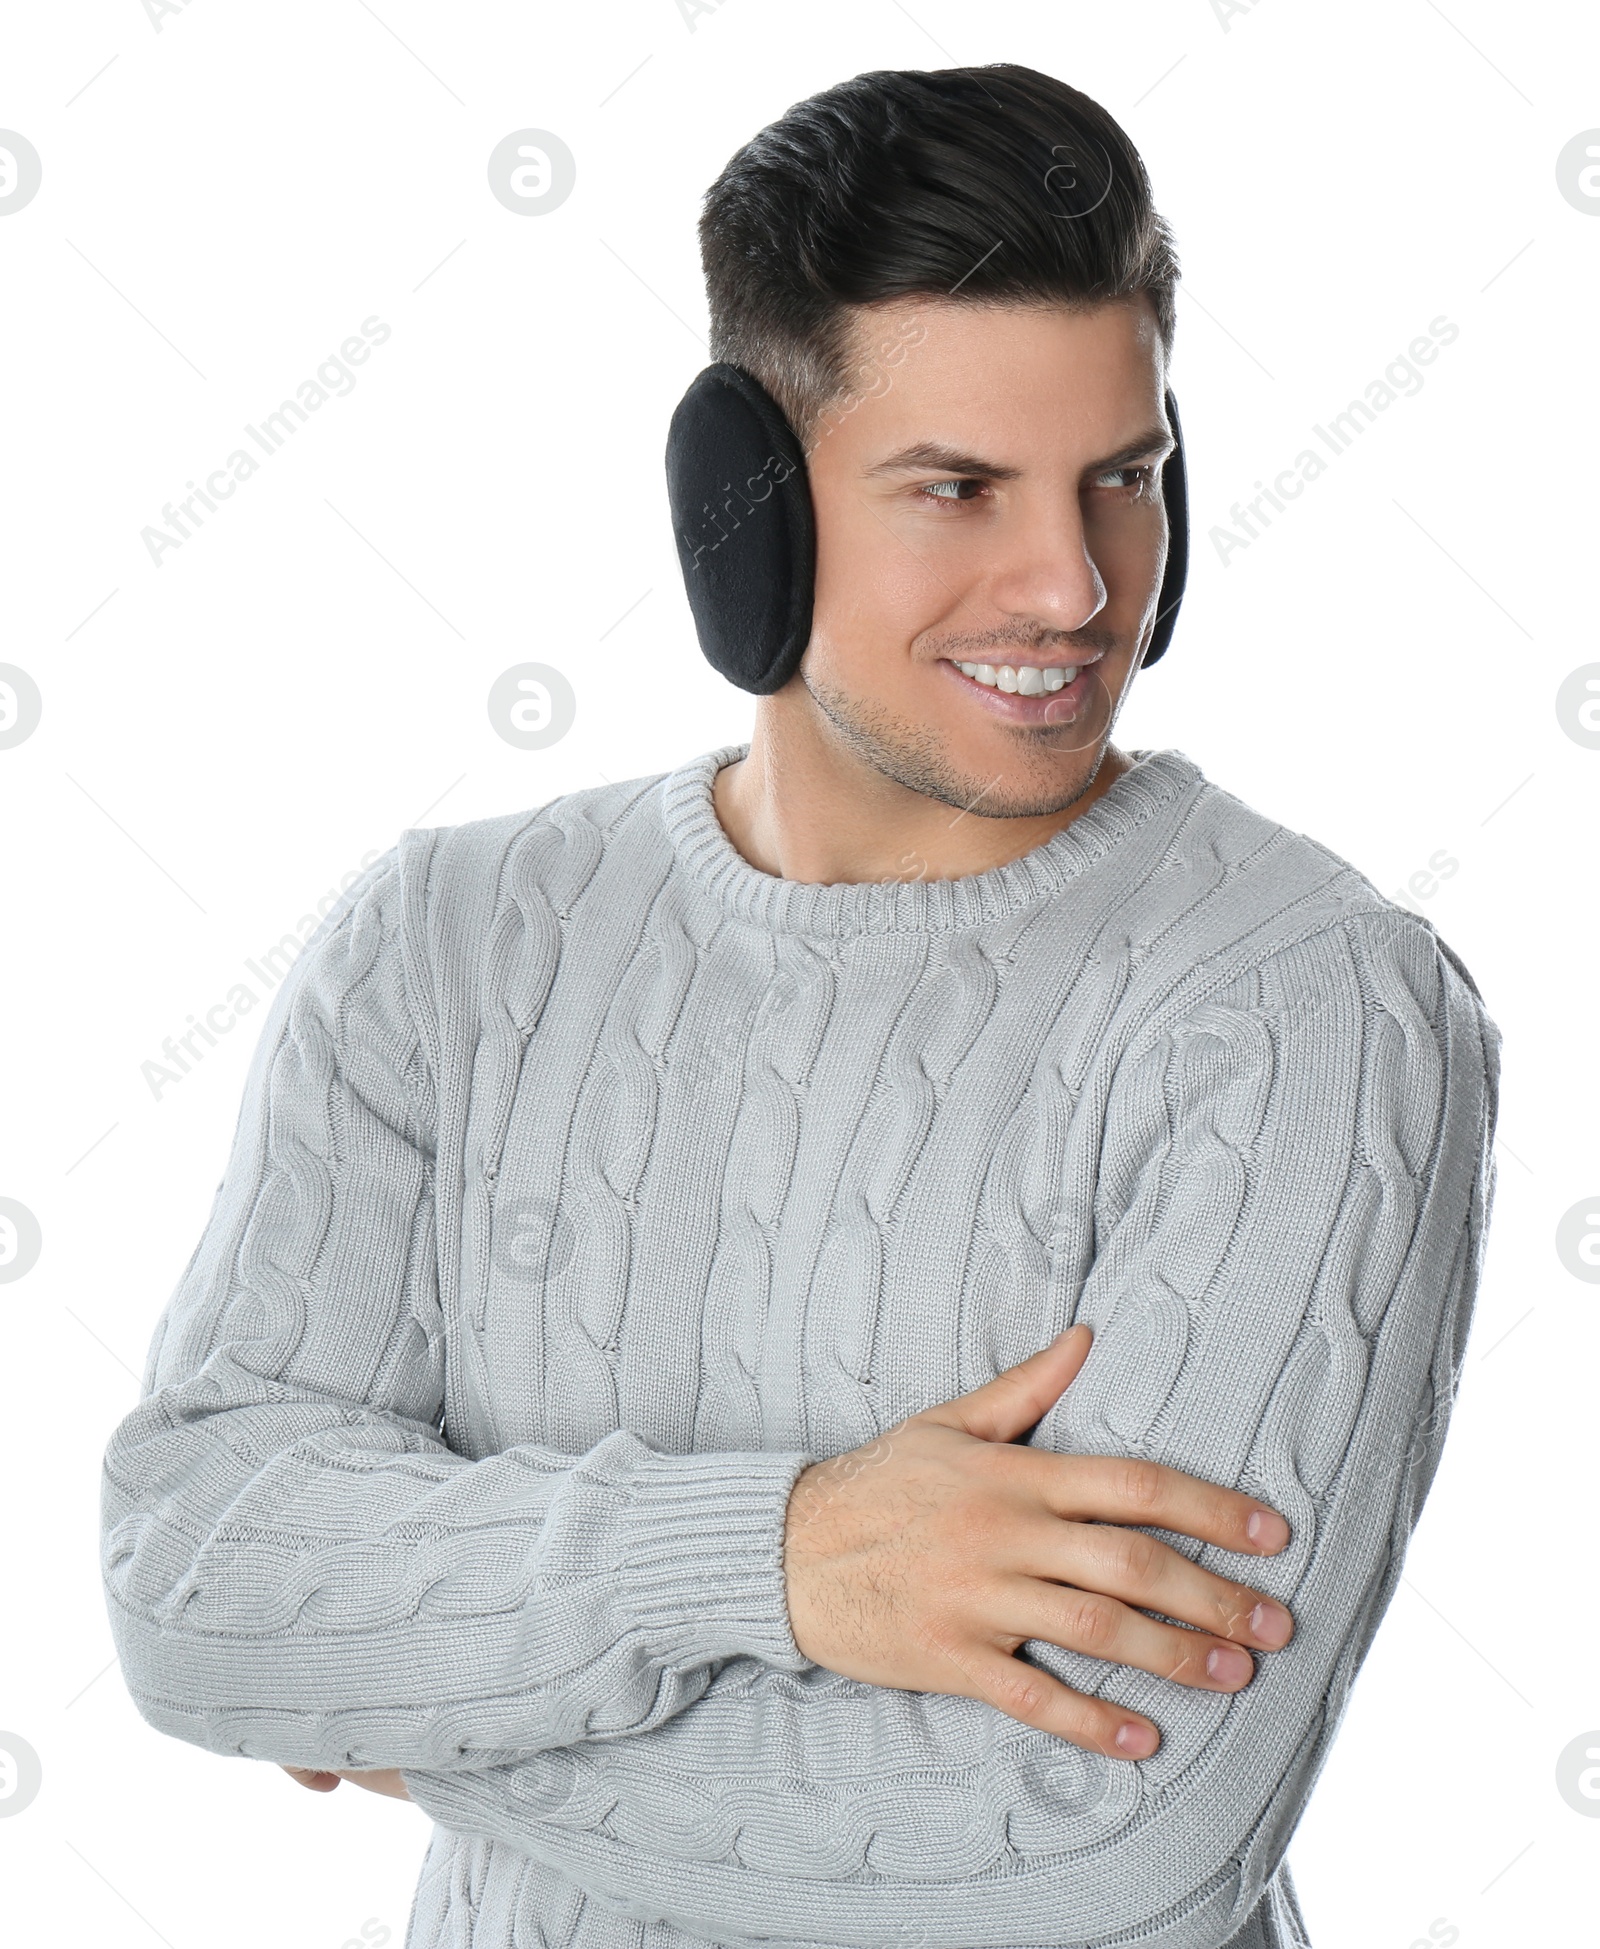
[103,857,1499,1949]
[284,1325,1287,1808]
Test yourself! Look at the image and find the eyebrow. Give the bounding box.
[862,426,1174,481]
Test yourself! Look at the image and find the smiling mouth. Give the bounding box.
[940,652,1104,696]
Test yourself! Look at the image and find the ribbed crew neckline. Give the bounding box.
[659,742,1204,938]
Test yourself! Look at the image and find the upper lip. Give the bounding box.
[941,649,1105,668]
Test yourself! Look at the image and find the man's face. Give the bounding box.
[795,295,1173,821]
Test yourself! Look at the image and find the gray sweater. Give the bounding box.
[99,743,1500,1949]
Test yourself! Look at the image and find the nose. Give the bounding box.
[985,496,1108,637]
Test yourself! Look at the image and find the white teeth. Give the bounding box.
[955,660,1079,694]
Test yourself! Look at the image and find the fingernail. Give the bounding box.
[1246,1509,1289,1550]
[1250,1601,1292,1647]
[1206,1645,1252,1686]
[1115,1721,1157,1757]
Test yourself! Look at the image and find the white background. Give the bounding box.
[1,2,1594,1945]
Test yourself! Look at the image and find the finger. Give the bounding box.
[1023,1514,1294,1652]
[1031,1450,1293,1563]
[918,1325,1093,1443]
[281,1766,342,1793]
[914,1618,1161,1758]
[997,1569,1270,1696]
[341,1768,411,1800]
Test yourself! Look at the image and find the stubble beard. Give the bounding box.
[800,665,1119,823]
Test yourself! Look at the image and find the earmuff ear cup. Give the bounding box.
[664,363,816,695]
[1140,388,1187,669]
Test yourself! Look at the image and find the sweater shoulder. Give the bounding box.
[373,768,676,1055]
[1113,769,1496,1040]
[391,765,672,914]
[405,765,671,869]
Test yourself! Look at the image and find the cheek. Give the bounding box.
[1090,504,1168,611]
[812,506,961,647]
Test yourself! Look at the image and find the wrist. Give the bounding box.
[614,1437,817,1671]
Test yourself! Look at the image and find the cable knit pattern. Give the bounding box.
[99,744,1500,1949]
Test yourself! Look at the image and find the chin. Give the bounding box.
[973,753,1108,822]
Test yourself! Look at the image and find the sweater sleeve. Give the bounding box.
[396,909,1501,1949]
[99,849,814,1775]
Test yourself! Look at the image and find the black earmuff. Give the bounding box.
[1145,391,1187,670]
[665,361,1188,694]
[665,364,815,695]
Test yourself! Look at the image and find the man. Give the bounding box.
[100,64,1500,1949]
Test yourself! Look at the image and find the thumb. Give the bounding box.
[918,1324,1093,1443]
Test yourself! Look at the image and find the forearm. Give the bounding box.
[105,1417,814,1772]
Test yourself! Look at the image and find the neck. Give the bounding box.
[710,688,1133,889]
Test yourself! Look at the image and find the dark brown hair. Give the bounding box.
[699,64,1181,449]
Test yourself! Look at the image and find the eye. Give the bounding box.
[918,478,990,506]
[1095,465,1159,497]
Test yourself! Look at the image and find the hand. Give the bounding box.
[782,1324,1294,1760]
[280,1765,411,1800]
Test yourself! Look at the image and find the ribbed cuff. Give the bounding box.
[616,1445,816,1671]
